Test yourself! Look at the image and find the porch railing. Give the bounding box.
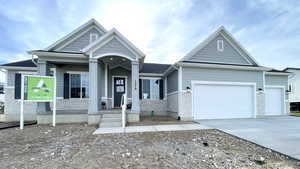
[121,93,127,128]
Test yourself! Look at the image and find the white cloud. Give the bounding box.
[1,0,300,69]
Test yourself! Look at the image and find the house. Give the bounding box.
[283,68,300,112]
[0,19,290,126]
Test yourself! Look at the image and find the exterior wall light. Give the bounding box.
[186,86,191,93]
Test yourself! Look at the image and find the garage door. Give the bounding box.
[192,82,255,120]
[265,86,285,116]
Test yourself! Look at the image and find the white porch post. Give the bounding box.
[131,61,140,114]
[88,58,101,114]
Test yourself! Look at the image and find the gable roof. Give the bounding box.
[82,28,145,59]
[283,67,300,71]
[140,63,171,74]
[180,26,260,66]
[1,59,37,67]
[45,19,107,51]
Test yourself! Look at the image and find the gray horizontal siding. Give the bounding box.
[265,75,288,89]
[167,70,178,93]
[189,34,250,65]
[92,37,136,60]
[6,70,37,87]
[7,70,16,87]
[182,67,263,89]
[61,27,102,52]
[51,23,104,51]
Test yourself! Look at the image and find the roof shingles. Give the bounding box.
[140,63,171,74]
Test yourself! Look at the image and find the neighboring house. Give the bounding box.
[0,19,290,126]
[0,70,6,103]
[283,68,300,112]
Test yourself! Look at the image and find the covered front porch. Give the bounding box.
[88,54,141,124]
[30,28,145,125]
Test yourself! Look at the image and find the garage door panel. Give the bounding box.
[265,87,284,116]
[193,83,255,120]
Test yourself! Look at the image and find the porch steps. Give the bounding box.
[99,112,122,128]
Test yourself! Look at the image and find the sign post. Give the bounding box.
[20,75,56,129]
[20,75,24,129]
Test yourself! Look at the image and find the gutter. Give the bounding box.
[139,73,164,77]
[176,62,271,71]
[31,54,38,66]
[0,66,37,71]
[265,72,291,76]
[163,64,179,77]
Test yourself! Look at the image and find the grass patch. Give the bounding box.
[290,112,300,117]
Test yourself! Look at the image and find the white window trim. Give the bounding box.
[69,72,89,99]
[90,33,99,43]
[217,39,224,52]
[140,77,162,100]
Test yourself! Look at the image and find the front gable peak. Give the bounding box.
[181,26,259,66]
[45,19,107,52]
[82,28,145,61]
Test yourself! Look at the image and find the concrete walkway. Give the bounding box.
[93,123,211,135]
[197,116,300,160]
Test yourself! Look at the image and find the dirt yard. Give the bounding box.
[0,124,299,169]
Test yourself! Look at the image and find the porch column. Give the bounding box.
[36,60,50,114]
[88,58,101,114]
[131,61,140,114]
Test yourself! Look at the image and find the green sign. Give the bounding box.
[27,76,54,101]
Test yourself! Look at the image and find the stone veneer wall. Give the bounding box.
[4,87,37,121]
[256,92,265,116]
[167,92,178,113]
[178,91,192,120]
[140,99,167,116]
[50,98,89,110]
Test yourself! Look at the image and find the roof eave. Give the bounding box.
[28,50,87,58]
[0,66,37,71]
[177,62,270,71]
[265,72,291,76]
[139,73,164,77]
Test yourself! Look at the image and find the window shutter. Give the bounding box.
[63,73,70,99]
[14,73,21,99]
[139,79,142,100]
[159,79,164,100]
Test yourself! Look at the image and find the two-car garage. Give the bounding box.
[192,81,286,120]
[192,81,256,120]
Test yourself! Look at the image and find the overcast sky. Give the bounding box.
[0,0,299,69]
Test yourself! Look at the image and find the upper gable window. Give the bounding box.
[90,33,98,43]
[217,40,224,52]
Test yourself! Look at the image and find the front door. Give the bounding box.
[113,77,126,108]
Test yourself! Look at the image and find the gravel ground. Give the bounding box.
[0,124,299,169]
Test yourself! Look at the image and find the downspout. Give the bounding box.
[31,54,38,66]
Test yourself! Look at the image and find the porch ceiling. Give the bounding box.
[101,56,132,70]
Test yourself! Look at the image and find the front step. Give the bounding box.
[102,113,122,118]
[99,112,122,128]
[99,121,122,128]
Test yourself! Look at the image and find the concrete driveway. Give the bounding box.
[197,116,300,160]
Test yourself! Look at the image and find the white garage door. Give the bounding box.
[265,86,285,116]
[192,82,255,120]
